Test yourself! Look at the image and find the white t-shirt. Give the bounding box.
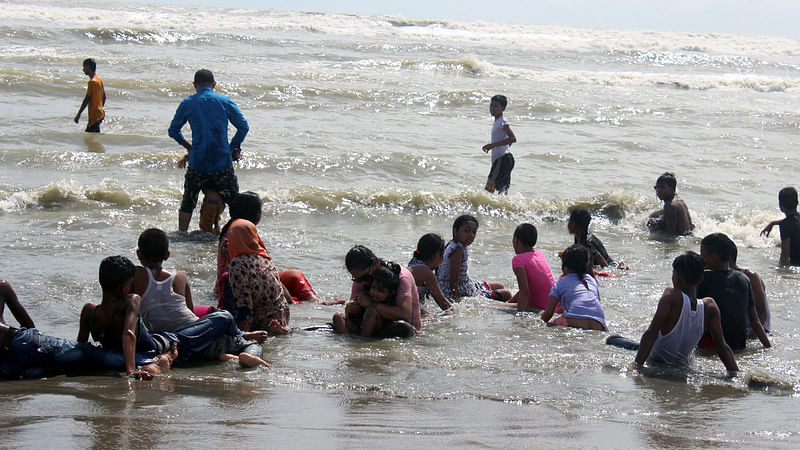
[490,115,510,162]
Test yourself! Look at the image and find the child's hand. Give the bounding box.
[482,144,492,152]
[128,369,153,380]
[177,155,188,169]
[760,222,776,237]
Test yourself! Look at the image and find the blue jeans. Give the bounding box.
[0,329,156,379]
[165,310,245,363]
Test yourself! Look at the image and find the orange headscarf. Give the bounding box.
[226,219,270,261]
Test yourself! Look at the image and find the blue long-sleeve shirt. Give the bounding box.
[168,87,249,172]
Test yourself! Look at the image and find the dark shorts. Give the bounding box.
[180,166,239,213]
[85,118,103,133]
[488,153,515,193]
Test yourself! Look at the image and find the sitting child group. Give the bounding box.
[2,176,796,380]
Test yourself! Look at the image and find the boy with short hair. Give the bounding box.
[133,228,199,332]
[482,94,517,194]
[133,230,270,366]
[568,208,615,268]
[509,223,555,312]
[635,252,738,373]
[697,233,771,351]
[73,58,106,133]
[760,187,800,266]
[647,172,694,236]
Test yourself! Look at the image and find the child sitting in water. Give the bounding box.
[567,208,618,268]
[436,215,511,301]
[508,223,555,312]
[647,172,694,236]
[133,228,199,332]
[408,233,453,313]
[541,245,607,330]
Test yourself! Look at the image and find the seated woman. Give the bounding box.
[408,233,452,314]
[217,193,290,334]
[332,245,421,337]
[541,245,607,331]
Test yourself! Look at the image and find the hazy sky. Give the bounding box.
[132,0,800,36]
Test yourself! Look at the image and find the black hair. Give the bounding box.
[561,245,592,289]
[490,94,508,108]
[411,233,444,264]
[99,255,135,292]
[345,245,378,271]
[370,264,401,305]
[194,69,215,84]
[452,214,478,240]
[672,251,706,284]
[513,223,538,247]
[779,187,798,212]
[137,228,169,262]
[700,233,732,261]
[568,208,591,231]
[656,172,677,189]
[219,191,263,241]
[82,58,96,72]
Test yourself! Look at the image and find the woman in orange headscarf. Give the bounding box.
[218,192,290,334]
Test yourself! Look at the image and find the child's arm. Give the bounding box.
[704,299,739,373]
[173,271,194,312]
[418,269,452,311]
[748,305,772,348]
[373,294,412,324]
[448,247,463,298]
[121,294,149,377]
[482,124,517,152]
[634,288,674,365]
[760,219,782,237]
[779,237,791,266]
[76,303,95,343]
[540,295,559,323]
[0,280,35,328]
[74,94,90,123]
[512,267,530,312]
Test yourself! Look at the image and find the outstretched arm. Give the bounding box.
[760,219,782,237]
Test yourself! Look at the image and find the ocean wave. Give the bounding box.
[0,180,149,212]
[70,27,203,44]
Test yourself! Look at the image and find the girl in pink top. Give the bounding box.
[510,223,556,311]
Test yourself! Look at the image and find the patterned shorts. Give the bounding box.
[180,166,238,213]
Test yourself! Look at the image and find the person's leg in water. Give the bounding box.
[198,189,225,233]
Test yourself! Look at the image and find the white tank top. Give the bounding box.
[139,267,198,332]
[648,291,705,368]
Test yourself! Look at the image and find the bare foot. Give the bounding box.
[242,330,269,343]
[143,343,178,375]
[237,353,270,368]
[267,319,290,335]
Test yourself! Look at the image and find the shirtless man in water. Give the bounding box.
[647,172,694,236]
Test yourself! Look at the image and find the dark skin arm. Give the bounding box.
[173,271,194,311]
[512,266,531,312]
[412,266,452,311]
[447,247,463,299]
[748,305,771,348]
[704,298,739,373]
[635,288,676,365]
[540,295,560,324]
[0,280,35,328]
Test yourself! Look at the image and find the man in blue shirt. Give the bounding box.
[168,69,249,232]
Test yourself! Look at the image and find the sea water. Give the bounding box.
[1,0,799,447]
